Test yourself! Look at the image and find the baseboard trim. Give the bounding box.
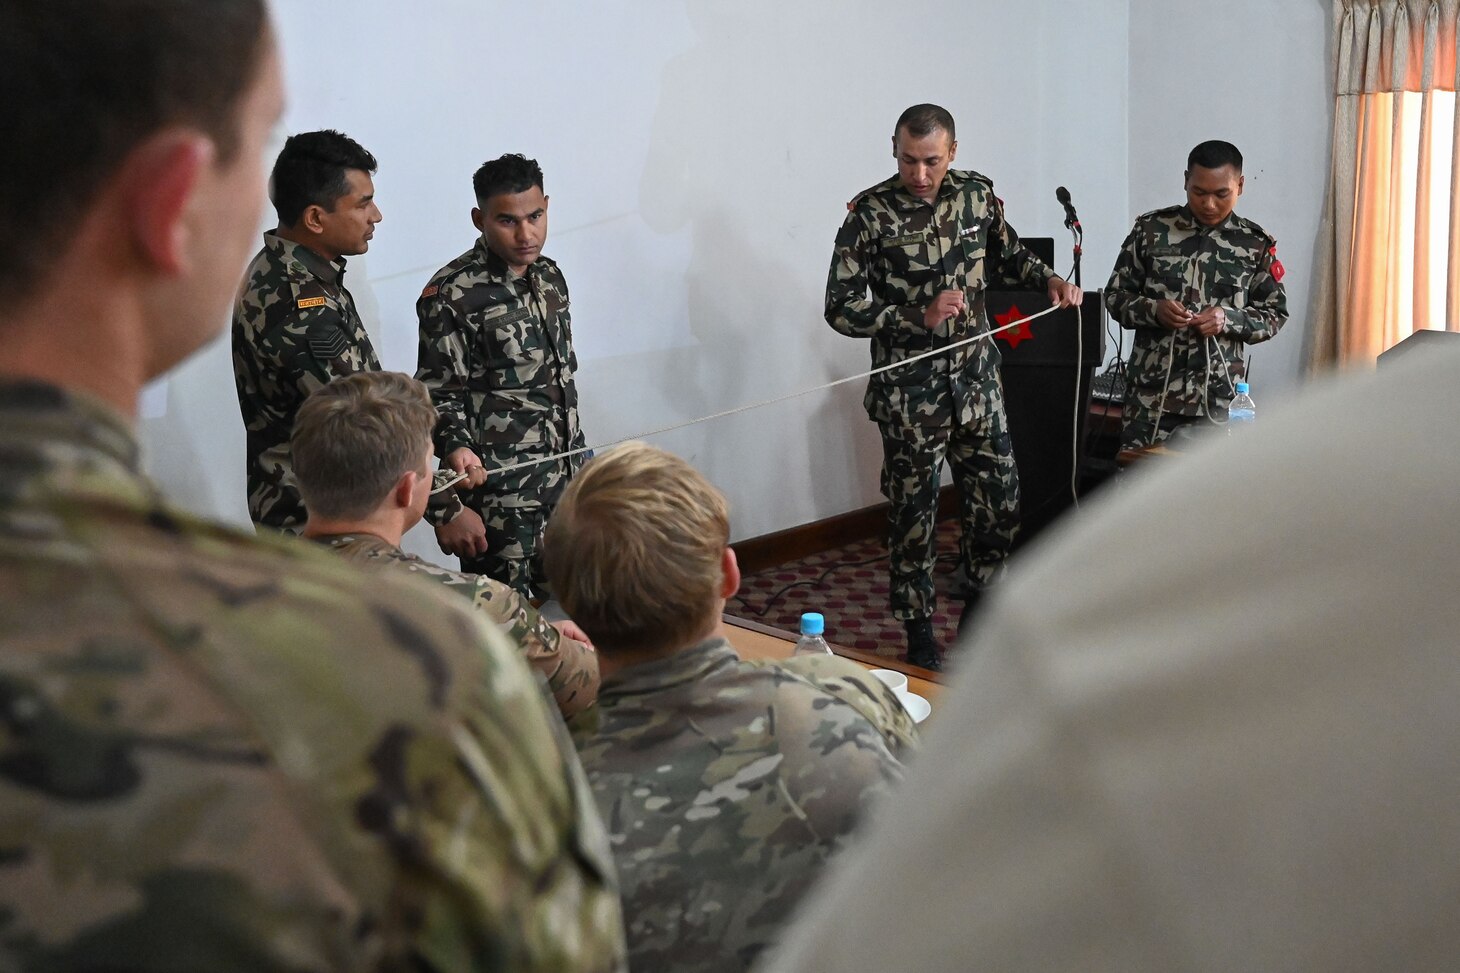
[731,485,958,575]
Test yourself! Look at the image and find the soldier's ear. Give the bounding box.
[1237,174,1245,196]
[471,207,484,232]
[300,203,329,235]
[719,547,740,600]
[947,139,957,164]
[123,129,213,276]
[390,469,418,511]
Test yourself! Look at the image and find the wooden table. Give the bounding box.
[721,615,944,706]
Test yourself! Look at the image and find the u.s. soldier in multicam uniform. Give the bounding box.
[416,154,586,600]
[291,371,601,720]
[545,442,917,973]
[1105,140,1288,449]
[827,104,1082,671]
[0,4,626,970]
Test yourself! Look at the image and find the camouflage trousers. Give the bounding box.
[1120,398,1223,450]
[460,498,553,601]
[878,399,1019,622]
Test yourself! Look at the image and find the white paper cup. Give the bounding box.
[895,690,932,724]
[869,668,909,695]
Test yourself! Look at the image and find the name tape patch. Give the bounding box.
[297,296,327,309]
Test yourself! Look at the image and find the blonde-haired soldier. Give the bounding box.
[293,370,598,718]
[545,441,915,973]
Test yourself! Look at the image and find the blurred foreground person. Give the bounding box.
[0,2,624,969]
[766,347,1460,972]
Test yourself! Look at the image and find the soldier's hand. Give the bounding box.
[923,289,966,329]
[1190,306,1226,337]
[436,505,488,559]
[1155,299,1195,330]
[551,619,595,650]
[1047,276,1083,309]
[446,446,489,488]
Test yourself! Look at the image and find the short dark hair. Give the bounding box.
[473,154,545,205]
[0,0,269,304]
[291,371,438,522]
[270,130,378,228]
[1188,140,1244,174]
[895,104,956,144]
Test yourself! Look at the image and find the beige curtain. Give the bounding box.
[1312,0,1460,368]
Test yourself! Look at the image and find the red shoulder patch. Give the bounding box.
[1268,245,1285,282]
[847,201,855,211]
[420,284,439,299]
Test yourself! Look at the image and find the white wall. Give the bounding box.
[140,0,1132,549]
[1126,0,1333,407]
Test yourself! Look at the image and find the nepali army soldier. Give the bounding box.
[292,370,601,719]
[231,130,383,531]
[1105,140,1288,449]
[233,132,475,542]
[0,3,627,970]
[416,153,586,599]
[545,442,916,973]
[826,103,1082,670]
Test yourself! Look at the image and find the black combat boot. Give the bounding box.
[904,617,943,672]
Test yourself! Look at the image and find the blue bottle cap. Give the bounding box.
[1236,382,1249,394]
[800,612,824,636]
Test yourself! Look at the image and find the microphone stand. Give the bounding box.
[1063,210,1083,288]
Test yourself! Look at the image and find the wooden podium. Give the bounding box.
[988,291,1105,546]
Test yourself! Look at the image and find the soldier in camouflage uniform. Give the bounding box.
[545,442,916,973]
[0,5,626,969]
[231,130,385,532]
[416,154,586,600]
[827,104,1082,670]
[1105,140,1288,449]
[292,371,600,719]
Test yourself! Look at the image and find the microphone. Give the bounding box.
[1056,186,1079,229]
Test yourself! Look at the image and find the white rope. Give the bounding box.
[482,303,1066,478]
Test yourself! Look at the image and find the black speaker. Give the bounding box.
[990,290,1105,547]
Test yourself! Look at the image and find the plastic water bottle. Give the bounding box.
[793,612,833,656]
[1228,382,1256,431]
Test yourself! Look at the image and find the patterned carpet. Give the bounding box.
[728,519,965,664]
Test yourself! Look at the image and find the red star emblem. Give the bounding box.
[993,303,1035,349]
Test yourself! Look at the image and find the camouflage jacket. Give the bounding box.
[416,240,586,509]
[826,169,1056,429]
[314,532,600,718]
[1104,205,1287,416]
[232,232,380,531]
[569,636,914,973]
[0,379,626,972]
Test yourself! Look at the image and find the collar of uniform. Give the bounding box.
[1177,204,1238,233]
[598,635,739,698]
[263,230,348,288]
[311,531,398,555]
[884,168,968,212]
[474,236,541,287]
[0,377,146,491]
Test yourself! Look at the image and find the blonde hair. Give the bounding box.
[291,371,436,520]
[544,442,730,656]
